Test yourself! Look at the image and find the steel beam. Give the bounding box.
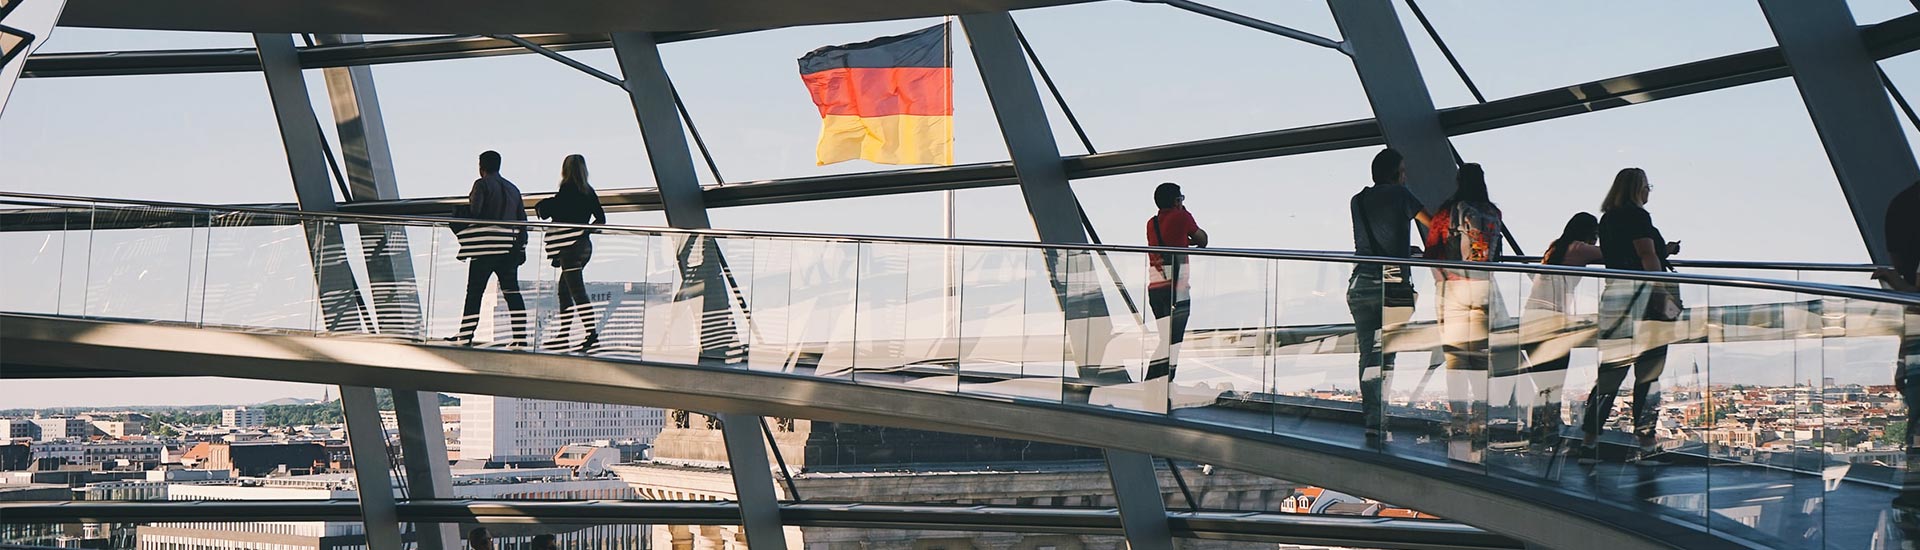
[256,33,402,550]
[961,12,1085,244]
[717,413,787,547]
[391,390,458,550]
[309,39,444,550]
[609,29,784,550]
[962,12,1171,550]
[1758,0,1920,265]
[338,385,405,550]
[1327,0,1457,207]
[1105,449,1177,548]
[254,33,337,211]
[313,34,400,203]
[610,31,709,229]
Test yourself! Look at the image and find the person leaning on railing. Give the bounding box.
[1146,182,1207,386]
[1517,212,1603,450]
[1347,148,1433,441]
[1423,163,1508,463]
[1579,167,1682,464]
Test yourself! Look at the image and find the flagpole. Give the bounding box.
[941,16,959,343]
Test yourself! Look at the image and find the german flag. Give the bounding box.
[799,23,953,166]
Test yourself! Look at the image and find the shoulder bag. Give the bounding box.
[1355,197,1418,308]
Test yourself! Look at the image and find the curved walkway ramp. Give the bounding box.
[4,194,1918,549]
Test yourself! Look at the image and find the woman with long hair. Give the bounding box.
[1424,163,1508,463]
[1579,167,1682,463]
[1512,212,1601,451]
[535,154,607,353]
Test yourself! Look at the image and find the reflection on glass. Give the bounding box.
[7,196,1920,550]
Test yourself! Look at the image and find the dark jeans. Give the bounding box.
[1347,268,1405,431]
[1580,280,1670,443]
[1580,345,1667,441]
[1146,285,1190,381]
[555,250,598,347]
[454,253,528,344]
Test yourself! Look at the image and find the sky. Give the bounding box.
[2,0,1919,408]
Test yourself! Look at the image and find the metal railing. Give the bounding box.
[3,192,1918,549]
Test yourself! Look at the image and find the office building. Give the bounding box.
[221,408,265,429]
[458,396,664,465]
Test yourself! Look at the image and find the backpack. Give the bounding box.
[1426,202,1500,263]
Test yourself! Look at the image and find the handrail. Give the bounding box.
[2,190,1914,307]
[1496,255,1880,273]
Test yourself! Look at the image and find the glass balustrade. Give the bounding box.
[2,194,1916,549]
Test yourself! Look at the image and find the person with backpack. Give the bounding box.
[1348,149,1432,440]
[1580,167,1683,464]
[1514,212,1603,450]
[1423,163,1508,463]
[1146,182,1208,387]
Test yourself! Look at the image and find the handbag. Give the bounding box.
[1354,196,1418,308]
[1643,281,1684,322]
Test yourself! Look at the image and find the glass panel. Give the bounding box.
[1401,2,1775,101]
[1070,147,1384,253]
[1382,265,1446,464]
[1165,254,1269,418]
[369,54,656,200]
[0,202,78,315]
[12,194,1920,549]
[1452,79,1865,264]
[197,212,320,331]
[1848,0,1914,25]
[708,191,945,237]
[0,74,298,204]
[1012,1,1370,150]
[35,29,257,53]
[562,230,654,359]
[853,242,911,382]
[1703,284,1824,542]
[1252,259,1370,442]
[955,245,1041,401]
[787,239,861,378]
[745,237,799,372]
[658,18,1010,184]
[82,206,204,324]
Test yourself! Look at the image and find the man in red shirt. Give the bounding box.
[1147,182,1208,383]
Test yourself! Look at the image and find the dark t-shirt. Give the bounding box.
[1351,184,1423,257]
[1599,205,1666,271]
[1888,183,1919,286]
